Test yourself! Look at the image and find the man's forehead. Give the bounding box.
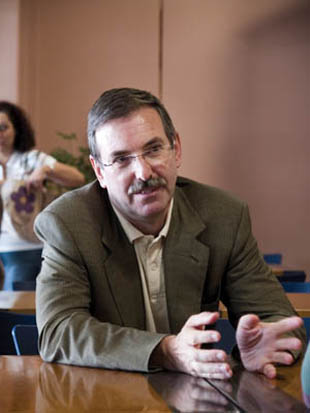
[97,107,161,129]
[95,107,167,146]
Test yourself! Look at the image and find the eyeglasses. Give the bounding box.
[102,142,175,171]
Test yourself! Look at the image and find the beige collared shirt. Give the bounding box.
[112,201,173,333]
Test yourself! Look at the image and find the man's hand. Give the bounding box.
[150,312,232,379]
[236,314,303,379]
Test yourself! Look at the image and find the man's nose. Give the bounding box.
[131,155,153,181]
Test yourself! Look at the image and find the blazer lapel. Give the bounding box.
[99,192,146,330]
[164,188,210,334]
[103,244,146,330]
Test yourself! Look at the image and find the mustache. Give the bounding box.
[128,177,167,195]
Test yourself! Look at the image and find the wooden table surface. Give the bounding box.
[0,291,35,313]
[0,355,308,412]
[208,358,308,412]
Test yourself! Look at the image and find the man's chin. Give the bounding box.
[134,198,169,219]
[134,188,170,208]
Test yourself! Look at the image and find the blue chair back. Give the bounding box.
[0,312,36,354]
[11,324,39,355]
[281,282,310,293]
[263,253,282,265]
[12,281,36,291]
[277,271,306,283]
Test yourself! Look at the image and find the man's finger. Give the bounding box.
[188,329,221,346]
[185,312,220,328]
[237,314,260,331]
[262,363,277,379]
[276,337,302,352]
[194,349,228,363]
[272,351,294,365]
[269,316,303,336]
[177,328,218,346]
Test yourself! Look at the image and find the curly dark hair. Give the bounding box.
[87,88,176,161]
[0,101,36,152]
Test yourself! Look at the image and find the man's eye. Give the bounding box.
[147,145,163,156]
[114,156,130,165]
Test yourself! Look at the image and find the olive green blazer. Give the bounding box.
[35,177,305,371]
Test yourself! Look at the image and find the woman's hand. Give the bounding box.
[26,165,50,191]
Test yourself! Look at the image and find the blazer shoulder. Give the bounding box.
[176,176,247,217]
[35,180,112,232]
[43,180,103,214]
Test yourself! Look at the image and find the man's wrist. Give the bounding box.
[149,335,175,370]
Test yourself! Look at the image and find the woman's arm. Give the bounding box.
[45,161,85,187]
[27,161,85,190]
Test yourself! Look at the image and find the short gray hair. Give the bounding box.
[87,88,176,161]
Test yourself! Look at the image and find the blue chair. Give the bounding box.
[216,319,236,354]
[278,271,306,283]
[12,280,36,291]
[263,253,282,265]
[11,324,39,355]
[281,282,310,293]
[0,312,36,354]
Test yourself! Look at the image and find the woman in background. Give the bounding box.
[0,101,85,290]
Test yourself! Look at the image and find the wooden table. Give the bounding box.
[1,290,307,317]
[220,293,310,319]
[288,293,310,318]
[208,358,309,412]
[0,291,35,313]
[0,356,308,412]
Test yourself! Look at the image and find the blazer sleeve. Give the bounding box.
[221,204,307,356]
[34,209,165,371]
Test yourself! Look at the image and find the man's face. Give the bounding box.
[90,107,181,234]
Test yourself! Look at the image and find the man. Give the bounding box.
[35,88,305,380]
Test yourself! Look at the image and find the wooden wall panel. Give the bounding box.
[0,0,19,102]
[163,0,310,277]
[19,0,160,153]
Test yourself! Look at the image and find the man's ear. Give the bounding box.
[89,155,106,188]
[174,133,182,169]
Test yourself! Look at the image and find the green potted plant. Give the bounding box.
[50,132,95,184]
